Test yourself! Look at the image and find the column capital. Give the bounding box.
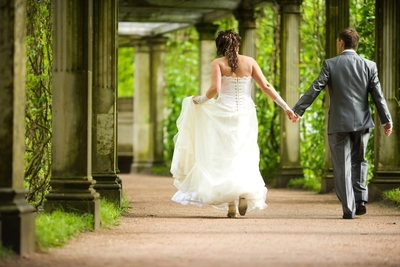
[234,7,256,29]
[278,0,302,14]
[195,23,219,41]
[131,37,149,52]
[146,35,169,52]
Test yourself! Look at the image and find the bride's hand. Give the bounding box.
[285,109,300,123]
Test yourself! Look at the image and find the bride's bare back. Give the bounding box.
[207,54,279,101]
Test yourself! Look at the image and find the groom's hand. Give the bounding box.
[285,109,297,122]
[383,123,393,137]
[285,109,300,123]
[292,113,300,123]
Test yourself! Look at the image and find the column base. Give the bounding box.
[44,177,100,229]
[117,155,133,173]
[0,188,35,255]
[276,168,303,188]
[131,161,152,174]
[368,171,400,201]
[321,170,335,193]
[93,173,122,208]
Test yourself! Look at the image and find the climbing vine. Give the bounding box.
[25,0,52,209]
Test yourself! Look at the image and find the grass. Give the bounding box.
[382,187,400,207]
[0,195,130,258]
[35,209,94,252]
[0,243,15,260]
[287,177,321,192]
[35,194,130,252]
[151,165,171,176]
[100,195,130,228]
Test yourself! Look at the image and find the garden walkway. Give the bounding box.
[2,173,400,267]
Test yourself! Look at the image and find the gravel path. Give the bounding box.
[2,173,399,267]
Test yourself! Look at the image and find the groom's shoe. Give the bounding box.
[342,214,354,219]
[356,201,366,215]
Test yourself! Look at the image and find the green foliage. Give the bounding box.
[295,0,326,191]
[350,0,375,60]
[214,14,238,32]
[25,0,52,208]
[118,47,134,97]
[382,188,400,207]
[35,209,94,251]
[163,27,200,164]
[255,3,281,183]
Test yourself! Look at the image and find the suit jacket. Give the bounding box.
[292,50,392,134]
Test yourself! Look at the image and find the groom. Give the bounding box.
[291,27,393,219]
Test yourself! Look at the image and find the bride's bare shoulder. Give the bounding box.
[238,54,256,62]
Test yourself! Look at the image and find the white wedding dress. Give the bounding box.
[170,76,267,213]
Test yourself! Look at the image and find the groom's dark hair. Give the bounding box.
[338,27,360,50]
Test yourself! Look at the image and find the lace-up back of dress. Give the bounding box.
[216,76,254,111]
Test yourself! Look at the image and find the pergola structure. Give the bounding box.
[1,0,399,255]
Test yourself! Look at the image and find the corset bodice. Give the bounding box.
[215,76,255,111]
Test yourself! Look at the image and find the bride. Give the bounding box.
[170,29,296,218]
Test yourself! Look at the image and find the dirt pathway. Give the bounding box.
[2,173,400,267]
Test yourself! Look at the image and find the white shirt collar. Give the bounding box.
[342,49,356,53]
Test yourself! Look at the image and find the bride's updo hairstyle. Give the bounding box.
[216,29,241,73]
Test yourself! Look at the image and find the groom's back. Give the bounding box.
[325,51,375,133]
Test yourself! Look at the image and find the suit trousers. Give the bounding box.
[328,129,370,218]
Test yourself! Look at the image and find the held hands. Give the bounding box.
[285,109,300,123]
[383,123,393,137]
[274,96,300,123]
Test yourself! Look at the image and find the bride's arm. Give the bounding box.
[193,60,221,104]
[251,59,280,100]
[251,58,297,121]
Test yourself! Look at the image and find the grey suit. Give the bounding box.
[292,50,392,218]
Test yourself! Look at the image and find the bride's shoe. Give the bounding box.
[238,197,248,216]
[227,202,236,218]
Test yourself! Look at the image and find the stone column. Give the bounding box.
[234,5,256,100]
[92,0,121,206]
[275,0,303,187]
[131,38,153,173]
[148,36,169,167]
[369,0,400,200]
[321,0,349,193]
[45,0,100,229]
[195,23,218,94]
[0,0,35,255]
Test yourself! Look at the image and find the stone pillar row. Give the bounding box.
[0,0,35,255]
[44,0,100,229]
[92,0,122,207]
[275,0,303,187]
[45,0,124,221]
[131,36,168,173]
[195,23,219,95]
